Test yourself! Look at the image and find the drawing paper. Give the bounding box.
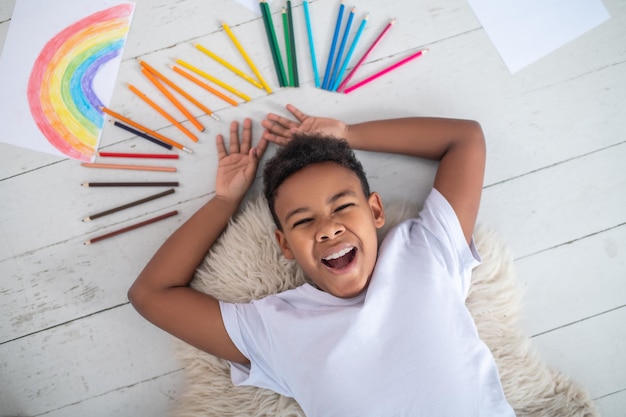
[0,0,135,161]
[468,0,610,73]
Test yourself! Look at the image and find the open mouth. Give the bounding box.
[322,247,357,270]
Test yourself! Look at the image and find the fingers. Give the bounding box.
[215,134,227,160]
[240,118,252,155]
[254,137,269,159]
[285,104,308,122]
[229,121,240,154]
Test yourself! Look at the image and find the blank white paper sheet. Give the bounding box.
[467,0,610,73]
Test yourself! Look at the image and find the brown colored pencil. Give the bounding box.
[81,162,177,173]
[82,182,179,187]
[83,188,175,222]
[84,210,178,245]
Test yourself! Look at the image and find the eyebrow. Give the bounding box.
[284,189,358,223]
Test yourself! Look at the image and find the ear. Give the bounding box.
[368,192,386,229]
[274,229,295,259]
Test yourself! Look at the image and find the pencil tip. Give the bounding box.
[82,217,91,222]
[84,240,91,245]
[211,114,220,121]
[390,18,397,24]
[82,182,89,187]
[183,147,193,154]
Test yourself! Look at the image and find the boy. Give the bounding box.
[128,104,515,416]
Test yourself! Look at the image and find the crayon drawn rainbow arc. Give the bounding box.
[27,3,134,161]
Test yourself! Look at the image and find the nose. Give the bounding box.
[316,218,345,242]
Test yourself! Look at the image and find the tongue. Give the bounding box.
[325,250,353,269]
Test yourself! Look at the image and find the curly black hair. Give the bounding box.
[263,133,370,230]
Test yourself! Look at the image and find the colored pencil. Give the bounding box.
[139,60,219,121]
[337,18,395,92]
[222,22,272,94]
[81,162,177,173]
[260,0,287,87]
[128,83,199,143]
[102,108,192,154]
[83,188,175,222]
[170,65,239,107]
[82,182,180,187]
[194,43,263,89]
[141,67,205,132]
[84,210,178,245]
[302,0,320,87]
[109,120,172,151]
[328,6,355,90]
[286,1,298,86]
[176,59,251,102]
[331,13,368,91]
[282,8,292,86]
[322,1,344,89]
[98,152,179,159]
[343,48,429,94]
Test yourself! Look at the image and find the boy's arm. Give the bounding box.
[262,105,485,243]
[128,119,266,364]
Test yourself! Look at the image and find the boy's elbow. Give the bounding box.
[127,278,149,312]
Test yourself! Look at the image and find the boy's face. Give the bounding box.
[273,162,385,298]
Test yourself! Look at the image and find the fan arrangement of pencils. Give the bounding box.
[260,0,428,93]
[81,0,429,245]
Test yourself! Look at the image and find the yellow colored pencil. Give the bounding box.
[170,65,239,107]
[175,59,251,102]
[128,83,199,143]
[139,60,219,121]
[194,43,263,89]
[141,67,205,132]
[221,22,272,94]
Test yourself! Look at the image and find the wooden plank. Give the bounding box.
[38,370,183,417]
[517,224,626,336]
[594,388,626,417]
[479,142,626,259]
[0,304,183,416]
[532,307,626,400]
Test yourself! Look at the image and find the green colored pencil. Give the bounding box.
[260,1,287,86]
[282,8,293,86]
[286,0,298,86]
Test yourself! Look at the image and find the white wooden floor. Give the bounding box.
[1,0,625,415]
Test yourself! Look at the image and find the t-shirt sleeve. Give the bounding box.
[219,299,292,397]
[411,188,481,299]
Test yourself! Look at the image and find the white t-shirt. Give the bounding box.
[220,189,515,417]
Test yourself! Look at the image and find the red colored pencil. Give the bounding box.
[337,19,395,92]
[98,152,179,159]
[343,49,428,94]
[84,210,178,245]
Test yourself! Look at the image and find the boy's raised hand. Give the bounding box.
[261,104,348,145]
[215,118,267,203]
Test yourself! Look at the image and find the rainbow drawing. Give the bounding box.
[27,3,135,161]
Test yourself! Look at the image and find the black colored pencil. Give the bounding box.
[109,120,173,150]
[83,188,175,222]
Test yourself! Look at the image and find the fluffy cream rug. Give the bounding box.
[171,196,598,417]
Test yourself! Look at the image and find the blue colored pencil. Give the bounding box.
[322,1,345,89]
[302,1,320,87]
[331,14,368,91]
[328,6,355,90]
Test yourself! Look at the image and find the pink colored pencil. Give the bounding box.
[337,19,395,92]
[343,49,428,94]
[81,162,177,173]
[98,152,179,159]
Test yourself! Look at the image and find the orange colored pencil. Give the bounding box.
[141,67,205,132]
[175,59,251,102]
[81,162,177,172]
[170,65,239,107]
[128,83,199,143]
[101,107,192,154]
[139,60,219,121]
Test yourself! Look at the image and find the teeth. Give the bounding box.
[324,247,353,260]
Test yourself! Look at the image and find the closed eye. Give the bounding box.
[335,203,354,212]
[292,218,313,228]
